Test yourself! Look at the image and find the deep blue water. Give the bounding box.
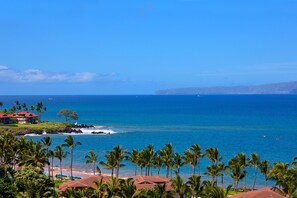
[1,95,297,187]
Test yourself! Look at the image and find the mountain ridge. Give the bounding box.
[156,81,297,95]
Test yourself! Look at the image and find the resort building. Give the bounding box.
[58,175,172,192]
[231,187,286,198]
[0,111,38,124]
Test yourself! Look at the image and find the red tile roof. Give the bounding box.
[232,187,286,198]
[0,111,37,118]
[132,176,172,191]
[59,175,111,191]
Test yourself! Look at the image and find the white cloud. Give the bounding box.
[0,66,116,83]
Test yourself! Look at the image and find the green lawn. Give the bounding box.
[0,122,72,134]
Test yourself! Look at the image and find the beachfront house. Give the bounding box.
[0,111,38,124]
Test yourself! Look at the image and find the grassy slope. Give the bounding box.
[0,122,71,133]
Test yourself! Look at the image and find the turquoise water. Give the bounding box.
[1,95,297,187]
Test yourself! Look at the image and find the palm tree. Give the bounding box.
[93,177,105,198]
[205,164,220,183]
[55,145,68,180]
[190,144,202,175]
[119,178,139,198]
[30,105,35,112]
[173,153,184,176]
[41,136,52,179]
[171,175,188,198]
[259,160,270,187]
[62,135,82,179]
[0,101,3,110]
[153,151,163,176]
[142,145,155,176]
[160,144,174,178]
[36,101,46,121]
[248,152,260,190]
[186,175,203,198]
[126,149,140,176]
[85,151,98,175]
[184,149,196,175]
[203,181,232,198]
[19,142,48,169]
[104,177,121,198]
[112,145,127,178]
[48,149,55,180]
[217,162,226,188]
[268,162,289,190]
[100,151,117,177]
[204,147,222,166]
[235,153,248,189]
[227,157,245,191]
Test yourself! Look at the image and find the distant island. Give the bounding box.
[156,81,297,95]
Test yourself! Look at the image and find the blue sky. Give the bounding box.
[0,0,297,94]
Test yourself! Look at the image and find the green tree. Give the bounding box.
[173,153,184,176]
[119,178,139,198]
[248,152,260,190]
[184,149,197,176]
[112,145,127,178]
[190,144,202,175]
[153,151,163,176]
[0,178,17,198]
[0,101,3,110]
[55,145,68,180]
[62,135,82,179]
[126,149,140,176]
[19,142,48,169]
[58,109,78,122]
[186,175,204,198]
[171,175,188,198]
[41,136,52,179]
[15,165,51,198]
[160,144,174,178]
[260,160,270,187]
[85,151,98,175]
[100,151,117,177]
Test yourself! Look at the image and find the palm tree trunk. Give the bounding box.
[158,167,160,176]
[198,161,200,176]
[48,159,51,180]
[93,162,95,175]
[265,175,267,187]
[221,174,224,188]
[51,157,54,180]
[116,165,119,178]
[60,160,62,181]
[70,149,73,179]
[166,167,168,178]
[252,168,257,190]
[111,168,114,177]
[140,167,143,176]
[134,165,137,176]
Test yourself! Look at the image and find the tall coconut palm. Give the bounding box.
[160,144,174,178]
[235,153,248,189]
[100,151,117,177]
[217,162,227,188]
[30,105,35,112]
[94,177,105,198]
[142,145,155,176]
[186,175,204,198]
[126,149,140,176]
[41,136,52,179]
[268,162,289,189]
[203,181,232,198]
[54,145,68,180]
[104,177,121,198]
[112,145,127,178]
[153,151,163,176]
[48,149,55,180]
[171,175,188,198]
[62,135,82,179]
[259,160,269,187]
[0,101,3,110]
[85,151,98,175]
[119,178,139,198]
[204,147,222,166]
[205,164,220,183]
[173,153,184,176]
[184,149,196,175]
[248,153,260,190]
[190,144,202,175]
[227,157,245,191]
[19,142,48,169]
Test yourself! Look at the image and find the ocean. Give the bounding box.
[1,95,297,187]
